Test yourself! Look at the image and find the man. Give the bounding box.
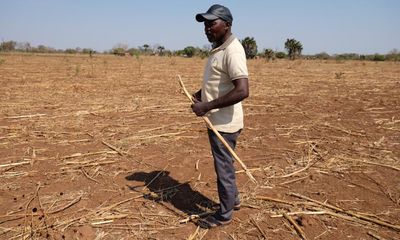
[192,4,249,228]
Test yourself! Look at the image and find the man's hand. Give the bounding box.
[192,90,202,102]
[190,78,249,117]
[191,101,210,117]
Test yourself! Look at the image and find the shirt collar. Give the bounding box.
[210,34,236,53]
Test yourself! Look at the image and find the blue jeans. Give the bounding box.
[207,128,241,220]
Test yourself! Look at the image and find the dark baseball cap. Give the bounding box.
[195,4,233,23]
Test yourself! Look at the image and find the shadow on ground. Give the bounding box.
[126,171,216,216]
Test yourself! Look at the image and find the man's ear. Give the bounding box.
[225,21,232,28]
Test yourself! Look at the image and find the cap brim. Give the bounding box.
[196,13,219,22]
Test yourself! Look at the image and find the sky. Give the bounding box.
[1,0,399,55]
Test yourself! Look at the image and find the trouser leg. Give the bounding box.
[208,129,241,220]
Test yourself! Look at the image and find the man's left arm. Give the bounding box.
[191,78,248,116]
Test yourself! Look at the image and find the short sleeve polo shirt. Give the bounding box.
[201,35,248,133]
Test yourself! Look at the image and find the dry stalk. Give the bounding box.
[270,211,326,218]
[322,123,365,137]
[46,194,82,214]
[101,141,124,156]
[141,163,169,191]
[236,166,270,174]
[80,167,100,184]
[289,192,400,232]
[22,183,42,239]
[0,161,30,169]
[367,231,389,240]
[187,226,200,240]
[282,212,308,240]
[178,75,257,184]
[279,175,309,185]
[127,131,186,140]
[5,113,46,119]
[344,157,400,172]
[62,150,116,159]
[250,217,268,239]
[180,212,212,224]
[255,196,297,206]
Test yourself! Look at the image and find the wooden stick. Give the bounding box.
[282,212,308,240]
[178,75,257,184]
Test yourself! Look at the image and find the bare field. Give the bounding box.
[0,54,399,239]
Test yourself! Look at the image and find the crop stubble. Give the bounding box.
[0,54,399,239]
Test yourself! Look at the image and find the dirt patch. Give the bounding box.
[0,54,399,239]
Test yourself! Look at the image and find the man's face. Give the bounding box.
[204,19,229,43]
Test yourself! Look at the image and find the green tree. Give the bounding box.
[275,51,287,59]
[16,42,31,52]
[65,48,78,54]
[314,52,330,60]
[142,44,150,53]
[284,38,303,60]
[112,43,128,56]
[241,37,258,59]
[264,48,275,61]
[127,48,140,57]
[183,46,196,57]
[0,41,17,51]
[157,46,165,56]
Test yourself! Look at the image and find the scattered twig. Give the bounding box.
[270,211,326,218]
[62,151,116,159]
[250,217,268,239]
[142,163,169,191]
[5,114,46,119]
[255,196,297,206]
[346,157,400,172]
[101,141,124,156]
[80,167,100,184]
[289,192,400,231]
[279,175,309,185]
[282,212,308,240]
[0,161,30,169]
[367,231,389,240]
[180,212,213,224]
[23,183,42,239]
[46,195,82,214]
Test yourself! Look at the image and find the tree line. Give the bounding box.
[1,39,399,61]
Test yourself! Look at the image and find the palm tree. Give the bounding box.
[264,48,275,61]
[241,37,258,59]
[157,46,165,56]
[142,44,150,53]
[284,38,303,60]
